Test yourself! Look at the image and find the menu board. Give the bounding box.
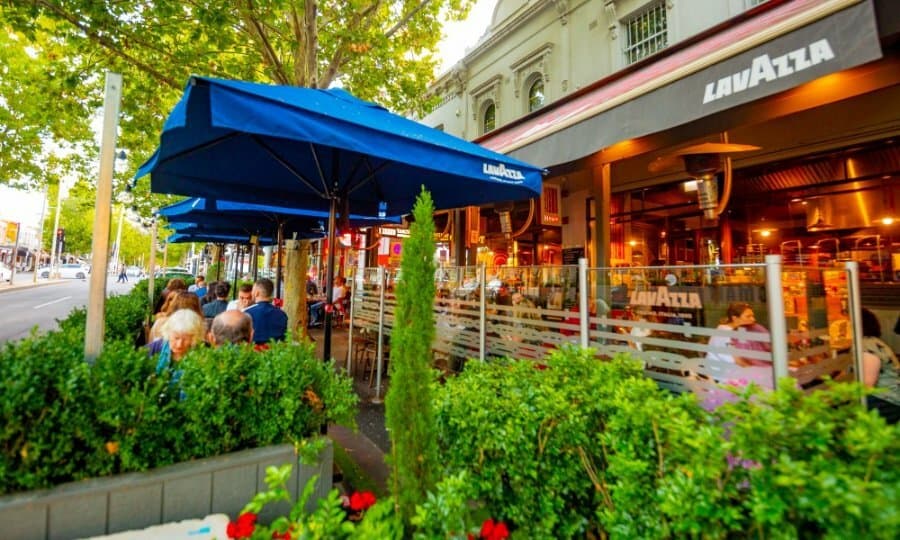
[562,247,585,265]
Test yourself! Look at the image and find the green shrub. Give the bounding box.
[0,329,357,495]
[0,329,100,491]
[178,340,357,458]
[385,188,439,524]
[432,347,900,539]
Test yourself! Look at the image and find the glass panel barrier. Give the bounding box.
[781,265,856,389]
[348,261,860,404]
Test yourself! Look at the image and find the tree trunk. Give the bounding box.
[284,238,311,340]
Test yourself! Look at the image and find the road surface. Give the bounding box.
[0,273,135,343]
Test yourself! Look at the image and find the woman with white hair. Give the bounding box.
[147,308,206,374]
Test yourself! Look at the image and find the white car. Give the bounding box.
[40,264,89,279]
[0,263,11,282]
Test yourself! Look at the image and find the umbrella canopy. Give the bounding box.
[137,76,544,215]
[167,232,275,245]
[159,197,400,236]
[136,76,545,361]
[166,223,323,240]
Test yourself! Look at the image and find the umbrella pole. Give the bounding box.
[232,244,240,299]
[323,196,338,363]
[276,222,284,298]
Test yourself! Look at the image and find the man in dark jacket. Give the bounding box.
[202,282,231,318]
[244,278,288,344]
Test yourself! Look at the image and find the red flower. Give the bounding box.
[226,512,257,539]
[533,363,548,370]
[349,490,377,512]
[272,529,292,540]
[480,518,510,540]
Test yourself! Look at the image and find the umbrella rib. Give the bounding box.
[251,135,328,199]
[346,158,390,197]
[159,132,241,167]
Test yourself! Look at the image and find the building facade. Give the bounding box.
[419,0,899,320]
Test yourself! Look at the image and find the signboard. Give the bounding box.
[541,184,561,225]
[1,220,19,245]
[562,246,584,265]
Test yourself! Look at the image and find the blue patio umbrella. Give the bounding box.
[160,196,401,290]
[168,232,276,245]
[136,75,545,361]
[160,197,399,237]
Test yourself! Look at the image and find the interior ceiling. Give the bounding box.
[549,80,900,222]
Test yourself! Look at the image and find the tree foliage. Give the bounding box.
[385,187,438,526]
[0,0,475,214]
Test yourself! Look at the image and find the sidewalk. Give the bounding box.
[0,272,66,294]
[308,324,391,494]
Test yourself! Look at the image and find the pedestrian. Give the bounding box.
[117,265,128,283]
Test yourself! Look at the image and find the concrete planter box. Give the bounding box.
[0,440,333,540]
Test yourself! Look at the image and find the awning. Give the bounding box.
[482,0,882,168]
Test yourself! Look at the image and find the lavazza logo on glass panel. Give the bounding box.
[703,38,836,105]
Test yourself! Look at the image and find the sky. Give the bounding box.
[2,2,497,230]
[437,0,497,73]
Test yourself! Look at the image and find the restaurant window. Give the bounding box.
[527,78,545,112]
[623,1,668,65]
[482,102,496,134]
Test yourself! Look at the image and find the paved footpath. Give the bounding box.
[309,325,391,494]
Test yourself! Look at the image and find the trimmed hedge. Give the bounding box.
[431,347,900,539]
[0,285,356,495]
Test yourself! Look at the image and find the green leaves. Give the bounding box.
[430,349,900,538]
[0,294,357,495]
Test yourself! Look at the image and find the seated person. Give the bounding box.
[147,308,206,373]
[861,308,899,424]
[309,276,346,327]
[244,278,288,344]
[208,309,254,346]
[704,302,773,397]
[202,282,231,318]
[226,283,254,311]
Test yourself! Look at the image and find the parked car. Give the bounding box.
[0,263,11,282]
[125,266,144,278]
[40,264,89,279]
[156,267,194,280]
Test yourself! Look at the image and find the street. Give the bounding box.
[0,272,135,343]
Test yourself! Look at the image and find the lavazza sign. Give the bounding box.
[702,38,835,105]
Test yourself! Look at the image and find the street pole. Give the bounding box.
[33,186,48,283]
[9,223,20,285]
[49,181,63,277]
[84,72,123,363]
[113,203,125,276]
[148,216,157,309]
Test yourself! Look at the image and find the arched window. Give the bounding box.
[482,102,496,134]
[528,79,545,112]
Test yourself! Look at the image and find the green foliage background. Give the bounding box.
[0,0,475,217]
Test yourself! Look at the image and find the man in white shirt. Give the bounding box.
[226,283,254,311]
[308,276,346,327]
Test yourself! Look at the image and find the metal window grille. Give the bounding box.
[482,103,496,133]
[623,2,668,65]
